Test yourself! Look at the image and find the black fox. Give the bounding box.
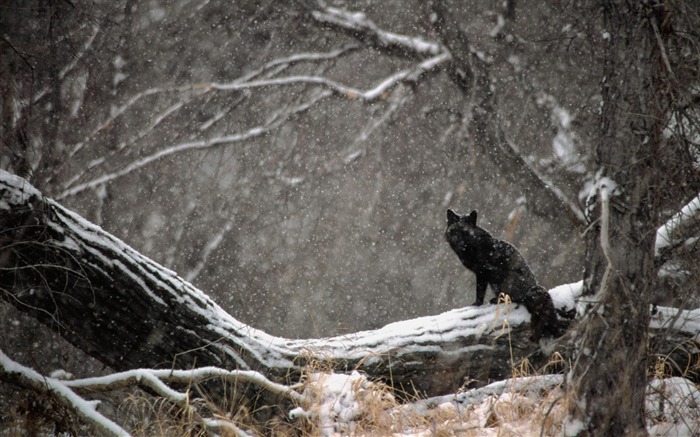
[445,209,560,340]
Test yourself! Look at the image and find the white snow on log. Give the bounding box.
[650,306,700,336]
[549,280,583,312]
[656,192,700,256]
[0,171,42,210]
[413,374,565,413]
[284,303,531,365]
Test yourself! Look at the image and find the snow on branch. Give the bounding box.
[235,45,361,83]
[58,90,331,199]
[655,192,700,258]
[0,349,303,436]
[0,350,130,437]
[208,52,450,100]
[64,367,305,405]
[311,6,442,57]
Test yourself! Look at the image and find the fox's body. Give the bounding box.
[445,209,560,340]
[445,209,536,306]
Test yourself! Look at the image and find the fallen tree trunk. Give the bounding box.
[0,170,698,398]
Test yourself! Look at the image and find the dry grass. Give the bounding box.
[413,386,566,437]
[119,391,207,437]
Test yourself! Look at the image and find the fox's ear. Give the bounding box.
[446,209,460,225]
[467,210,478,226]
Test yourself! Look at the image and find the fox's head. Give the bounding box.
[445,209,483,250]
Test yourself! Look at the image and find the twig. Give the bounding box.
[209,52,449,101]
[57,90,330,199]
[0,350,130,437]
[311,6,441,57]
[64,367,306,404]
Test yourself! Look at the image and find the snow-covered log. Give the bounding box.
[1,170,698,398]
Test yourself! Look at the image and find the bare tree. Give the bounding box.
[564,1,700,435]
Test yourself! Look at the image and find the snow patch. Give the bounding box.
[295,371,393,436]
[113,72,127,87]
[647,377,700,436]
[549,281,583,313]
[563,416,587,436]
[650,306,700,335]
[49,369,75,380]
[656,192,700,256]
[596,176,618,202]
[0,171,42,209]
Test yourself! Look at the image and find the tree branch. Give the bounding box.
[427,1,586,230]
[60,49,446,199]
[310,6,442,58]
[207,52,449,99]
[0,350,130,437]
[67,46,359,159]
[58,90,330,199]
[655,192,700,264]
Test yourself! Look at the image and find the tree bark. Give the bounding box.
[564,2,673,436]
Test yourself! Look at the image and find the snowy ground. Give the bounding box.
[292,370,700,437]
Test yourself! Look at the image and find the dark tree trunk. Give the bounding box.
[564,2,672,435]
